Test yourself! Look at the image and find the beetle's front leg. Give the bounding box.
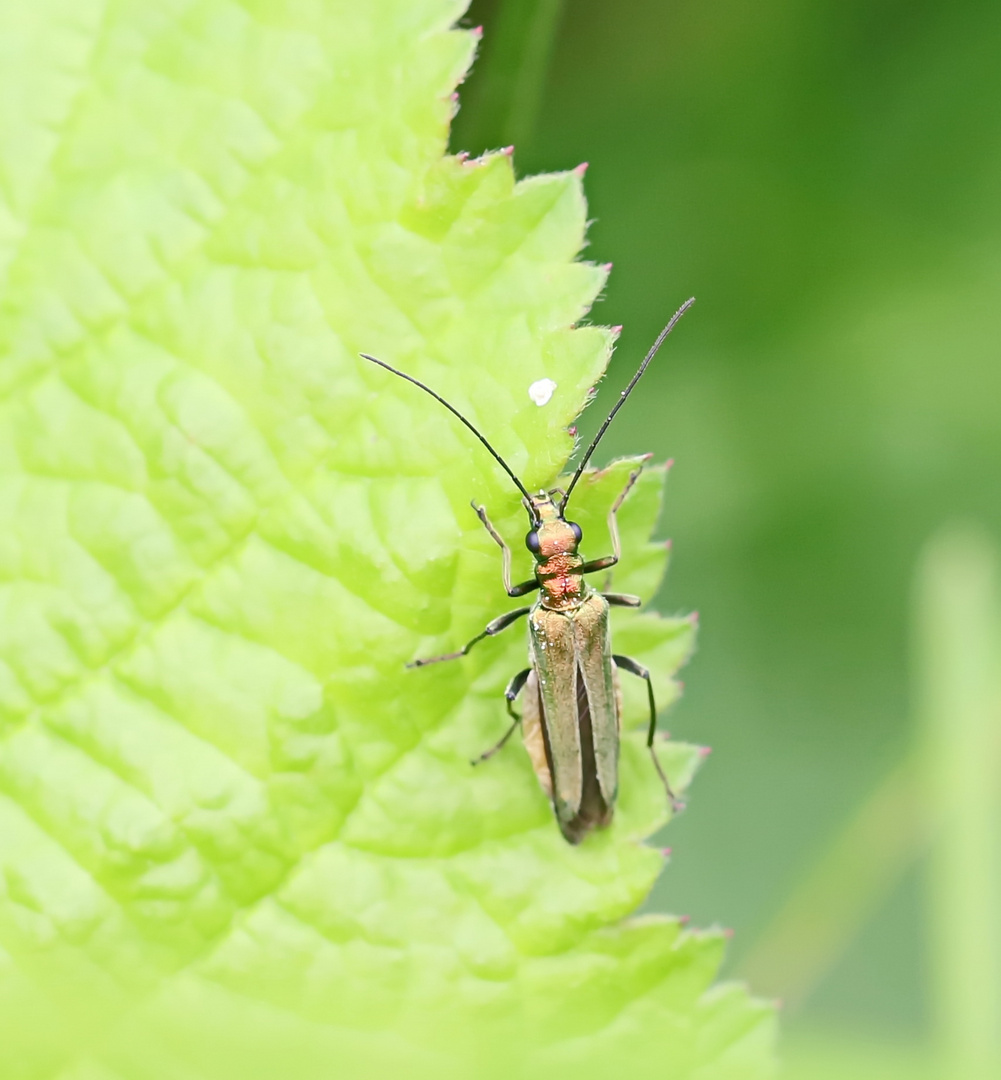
[409,606,531,668]
[613,653,684,813]
[472,501,537,596]
[471,667,531,765]
[580,458,649,575]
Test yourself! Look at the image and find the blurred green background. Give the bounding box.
[453,1,1001,1076]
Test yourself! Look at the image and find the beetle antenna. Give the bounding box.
[360,353,536,507]
[560,297,695,512]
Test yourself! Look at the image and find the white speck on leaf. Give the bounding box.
[528,378,557,406]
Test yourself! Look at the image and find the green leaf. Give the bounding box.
[0,1,775,1076]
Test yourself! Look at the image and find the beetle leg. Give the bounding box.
[612,653,684,813]
[409,606,532,668]
[604,592,642,608]
[471,667,531,765]
[580,461,647,575]
[471,500,537,597]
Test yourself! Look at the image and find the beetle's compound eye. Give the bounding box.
[568,521,582,543]
[526,530,541,554]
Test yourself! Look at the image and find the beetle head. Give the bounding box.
[523,490,581,562]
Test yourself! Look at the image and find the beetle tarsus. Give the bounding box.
[470,666,530,766]
[407,650,464,668]
[471,715,521,765]
[649,744,686,815]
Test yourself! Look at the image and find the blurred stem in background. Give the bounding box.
[461,0,565,150]
[919,530,1001,1080]
[741,528,1001,1079]
[736,757,929,1011]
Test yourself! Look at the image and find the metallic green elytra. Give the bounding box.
[361,297,694,843]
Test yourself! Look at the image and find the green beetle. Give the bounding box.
[362,297,693,843]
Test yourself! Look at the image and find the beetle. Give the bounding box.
[361,296,694,843]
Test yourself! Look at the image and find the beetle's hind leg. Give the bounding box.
[613,653,685,813]
[471,667,531,765]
